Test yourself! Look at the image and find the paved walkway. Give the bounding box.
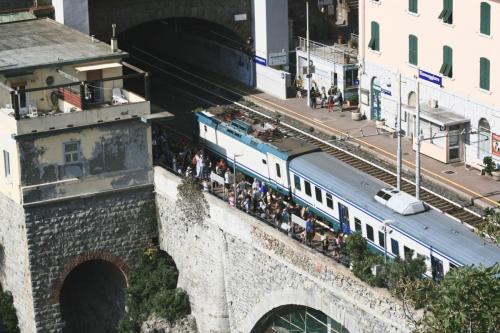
[242,91,500,210]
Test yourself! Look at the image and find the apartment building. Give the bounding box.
[359,0,499,166]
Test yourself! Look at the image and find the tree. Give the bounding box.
[421,264,500,333]
[0,283,20,333]
[118,247,191,333]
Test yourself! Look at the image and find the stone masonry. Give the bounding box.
[155,167,418,333]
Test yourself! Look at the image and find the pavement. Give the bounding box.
[241,91,500,210]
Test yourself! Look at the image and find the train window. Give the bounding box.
[376,190,385,197]
[366,224,374,241]
[354,218,362,232]
[326,193,333,209]
[431,256,444,281]
[449,262,457,270]
[304,181,312,196]
[204,125,207,132]
[262,159,267,164]
[276,163,281,178]
[294,175,301,190]
[378,231,385,248]
[391,238,400,256]
[315,186,323,203]
[404,246,414,259]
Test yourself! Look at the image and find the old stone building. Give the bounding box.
[0,18,158,332]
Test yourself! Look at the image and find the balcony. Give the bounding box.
[0,62,150,136]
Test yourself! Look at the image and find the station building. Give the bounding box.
[359,0,500,166]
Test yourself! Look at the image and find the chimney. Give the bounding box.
[111,24,118,52]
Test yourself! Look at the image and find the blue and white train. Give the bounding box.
[195,109,500,279]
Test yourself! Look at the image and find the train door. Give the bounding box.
[338,203,350,233]
[267,154,287,190]
[431,255,444,281]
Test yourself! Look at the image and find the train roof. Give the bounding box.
[290,152,500,267]
[197,109,319,160]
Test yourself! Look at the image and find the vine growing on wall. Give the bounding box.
[176,178,210,226]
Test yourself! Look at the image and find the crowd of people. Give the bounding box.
[152,124,348,261]
[295,78,344,112]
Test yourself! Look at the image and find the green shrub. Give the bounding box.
[0,283,20,333]
[118,247,190,333]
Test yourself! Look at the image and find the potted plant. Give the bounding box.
[346,95,359,107]
[482,156,500,181]
[351,106,362,121]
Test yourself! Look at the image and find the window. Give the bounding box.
[439,46,453,78]
[449,262,457,270]
[438,0,453,24]
[368,21,380,51]
[408,35,418,65]
[366,224,374,241]
[3,150,10,177]
[354,218,362,232]
[276,163,281,178]
[294,175,301,191]
[391,238,400,256]
[378,231,385,248]
[480,2,491,35]
[480,57,490,91]
[409,0,418,14]
[315,186,322,203]
[304,181,312,196]
[326,193,334,209]
[262,159,267,164]
[404,246,414,259]
[64,142,80,164]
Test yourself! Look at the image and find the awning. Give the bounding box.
[403,104,469,127]
[140,111,174,124]
[74,62,122,72]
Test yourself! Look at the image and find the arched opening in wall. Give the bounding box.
[478,118,491,160]
[251,305,350,333]
[59,260,127,333]
[408,91,417,107]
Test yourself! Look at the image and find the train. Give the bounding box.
[195,107,500,279]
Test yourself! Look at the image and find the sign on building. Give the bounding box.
[493,133,500,158]
[269,51,288,66]
[419,69,443,87]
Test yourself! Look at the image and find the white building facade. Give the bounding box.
[359,0,500,166]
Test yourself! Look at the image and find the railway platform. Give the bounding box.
[242,91,500,211]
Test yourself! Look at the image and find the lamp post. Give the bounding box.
[383,220,394,263]
[306,1,311,108]
[233,153,244,207]
[396,72,402,190]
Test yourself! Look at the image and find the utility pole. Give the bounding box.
[415,78,421,200]
[306,1,311,108]
[396,72,402,190]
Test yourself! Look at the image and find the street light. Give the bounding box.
[383,220,394,263]
[233,153,244,207]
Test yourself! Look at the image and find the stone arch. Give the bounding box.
[478,117,491,159]
[87,0,251,42]
[240,287,361,333]
[407,91,417,107]
[50,251,128,304]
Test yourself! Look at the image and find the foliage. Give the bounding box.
[478,208,500,243]
[482,156,497,176]
[176,177,210,225]
[421,264,500,333]
[346,233,384,287]
[346,95,359,104]
[0,283,20,333]
[118,247,191,333]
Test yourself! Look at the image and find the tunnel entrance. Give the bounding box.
[59,259,127,333]
[118,17,254,87]
[252,305,350,333]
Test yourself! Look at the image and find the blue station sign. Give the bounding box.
[253,55,267,66]
[419,69,442,87]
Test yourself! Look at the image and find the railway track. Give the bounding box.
[129,46,487,230]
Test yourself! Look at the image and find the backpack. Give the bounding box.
[306,221,313,233]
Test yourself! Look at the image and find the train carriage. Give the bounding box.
[195,109,500,279]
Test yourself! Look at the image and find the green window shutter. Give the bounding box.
[480,57,490,90]
[480,2,491,35]
[370,21,380,51]
[440,46,453,77]
[409,0,418,14]
[409,35,418,65]
[440,0,453,24]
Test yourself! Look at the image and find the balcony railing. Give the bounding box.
[296,36,358,65]
[2,62,149,121]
